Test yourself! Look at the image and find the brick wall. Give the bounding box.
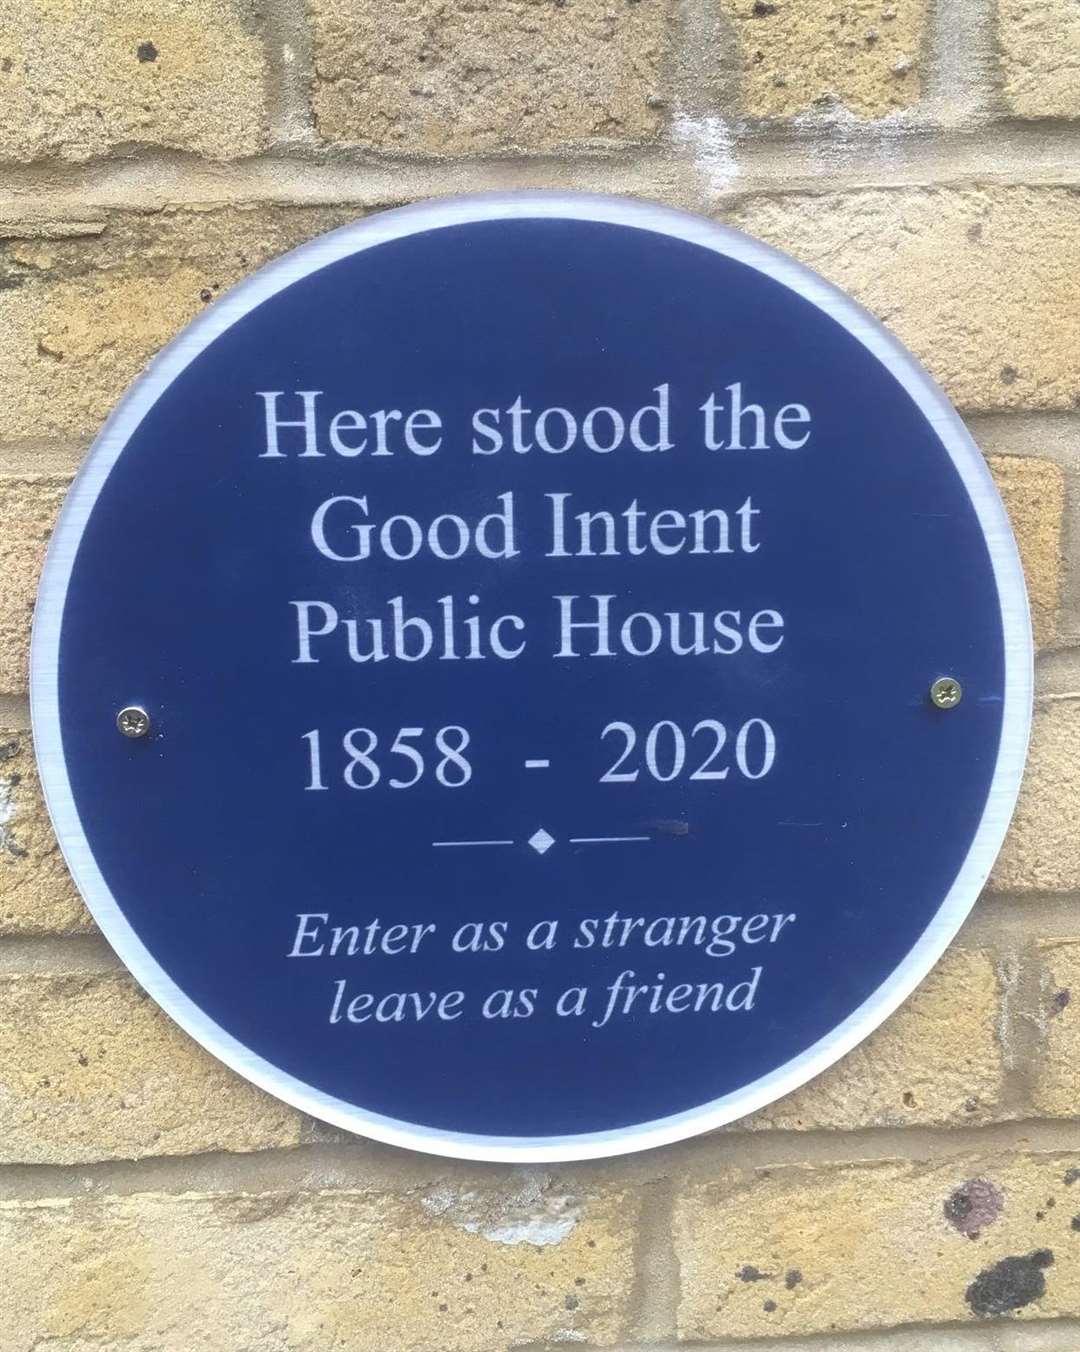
[1,1,1079,1347]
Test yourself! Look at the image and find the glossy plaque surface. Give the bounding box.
[32,193,1031,1160]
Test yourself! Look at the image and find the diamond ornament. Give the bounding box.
[528,828,555,855]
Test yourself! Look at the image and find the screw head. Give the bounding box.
[116,706,151,739]
[929,677,963,710]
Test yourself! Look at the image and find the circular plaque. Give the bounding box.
[31,193,1032,1160]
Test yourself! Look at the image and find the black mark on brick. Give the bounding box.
[965,1250,1053,1317]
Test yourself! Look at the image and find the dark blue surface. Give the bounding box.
[57,216,1005,1139]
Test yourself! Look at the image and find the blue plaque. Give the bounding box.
[32,193,1031,1160]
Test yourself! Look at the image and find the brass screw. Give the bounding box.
[929,677,963,710]
[116,706,151,738]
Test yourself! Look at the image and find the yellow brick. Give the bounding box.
[742,948,1003,1130]
[0,970,302,1163]
[720,0,926,120]
[0,0,269,162]
[675,1152,1080,1338]
[0,1178,635,1349]
[0,476,69,695]
[992,699,1080,894]
[7,194,1075,442]
[728,188,1080,412]
[999,0,1080,118]
[309,0,672,154]
[0,206,358,444]
[0,729,89,934]
[988,455,1064,650]
[1033,941,1080,1117]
